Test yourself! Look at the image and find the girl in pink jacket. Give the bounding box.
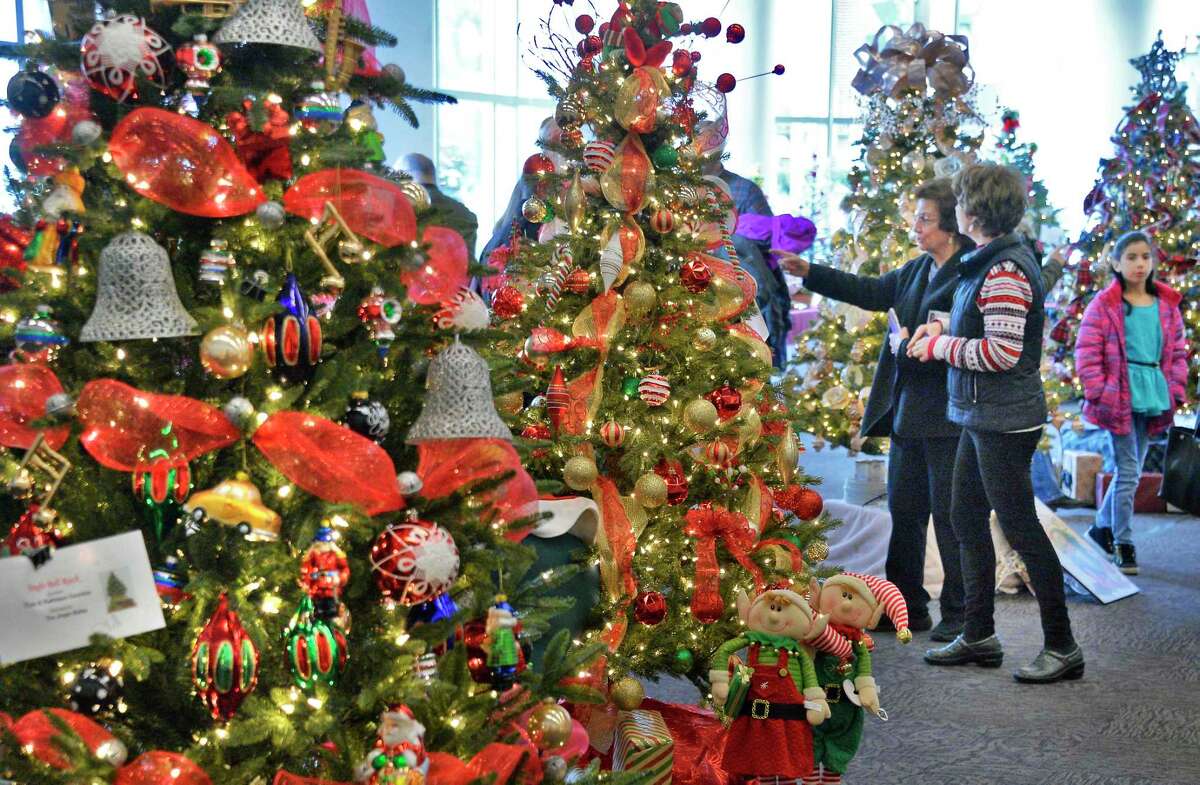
[1074,230,1189,574]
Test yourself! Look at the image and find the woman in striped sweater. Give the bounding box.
[907,163,1082,684]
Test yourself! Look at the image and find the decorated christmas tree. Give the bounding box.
[1051,34,1200,407]
[991,108,1074,417]
[0,2,628,784]
[484,0,834,693]
[785,23,982,453]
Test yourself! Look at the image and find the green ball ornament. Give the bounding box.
[622,376,641,398]
[652,145,679,169]
[672,648,694,673]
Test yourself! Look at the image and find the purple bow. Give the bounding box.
[735,213,817,255]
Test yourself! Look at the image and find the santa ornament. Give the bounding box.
[354,703,429,785]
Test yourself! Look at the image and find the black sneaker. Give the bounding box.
[1086,525,1114,555]
[1114,543,1138,575]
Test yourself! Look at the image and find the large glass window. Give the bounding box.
[2,1,52,208]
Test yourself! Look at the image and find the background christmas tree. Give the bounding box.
[784,24,982,454]
[1052,34,1200,409]
[484,0,834,690]
[0,2,630,784]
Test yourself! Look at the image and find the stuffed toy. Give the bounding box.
[709,582,852,784]
[806,572,909,785]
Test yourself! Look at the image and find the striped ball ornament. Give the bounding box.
[638,373,671,406]
[650,208,675,234]
[703,439,734,468]
[584,140,617,172]
[599,420,627,447]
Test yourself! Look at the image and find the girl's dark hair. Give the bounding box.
[1111,230,1158,314]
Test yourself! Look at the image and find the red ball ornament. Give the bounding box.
[726,23,746,43]
[599,420,627,448]
[690,50,702,63]
[370,515,460,605]
[522,423,552,440]
[700,17,722,38]
[585,34,604,54]
[706,383,743,421]
[651,208,675,234]
[565,268,592,294]
[716,73,737,93]
[776,485,824,520]
[680,22,692,35]
[680,257,712,293]
[80,15,170,103]
[491,285,525,319]
[672,49,692,77]
[575,14,595,34]
[523,153,556,178]
[634,590,667,625]
[654,458,689,505]
[703,439,734,468]
[190,592,259,721]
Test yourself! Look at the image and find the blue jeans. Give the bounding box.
[1096,413,1152,545]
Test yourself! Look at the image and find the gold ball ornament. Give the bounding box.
[633,473,668,509]
[611,676,645,711]
[805,540,830,563]
[527,701,573,750]
[692,327,717,351]
[777,427,800,483]
[623,282,657,317]
[682,398,719,434]
[200,324,254,379]
[738,407,763,448]
[399,180,432,212]
[563,455,598,490]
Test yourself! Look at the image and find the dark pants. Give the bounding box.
[886,435,964,625]
[952,428,1075,651]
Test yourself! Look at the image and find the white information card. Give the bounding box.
[0,531,166,665]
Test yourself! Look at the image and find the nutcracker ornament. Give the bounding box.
[300,526,350,620]
[708,584,834,784]
[354,704,429,785]
[809,572,909,785]
[191,592,259,721]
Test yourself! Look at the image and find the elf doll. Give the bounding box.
[710,583,853,785]
[806,572,909,785]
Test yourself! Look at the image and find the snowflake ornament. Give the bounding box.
[81,16,171,102]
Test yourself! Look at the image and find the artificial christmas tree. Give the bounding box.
[1051,34,1200,408]
[784,23,983,454]
[485,0,834,702]
[0,2,627,784]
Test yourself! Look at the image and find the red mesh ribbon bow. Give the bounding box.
[415,438,537,539]
[77,380,239,470]
[253,411,404,516]
[684,504,763,623]
[0,364,70,450]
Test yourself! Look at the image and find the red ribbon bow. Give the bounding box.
[684,504,763,623]
[226,99,294,182]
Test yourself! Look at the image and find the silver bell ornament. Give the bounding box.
[406,338,513,443]
[213,0,322,52]
[80,232,199,342]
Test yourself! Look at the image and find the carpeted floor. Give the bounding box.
[648,511,1200,785]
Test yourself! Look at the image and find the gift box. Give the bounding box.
[1061,450,1103,504]
[1094,472,1168,514]
[613,709,674,784]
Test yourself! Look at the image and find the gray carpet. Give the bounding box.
[648,511,1200,785]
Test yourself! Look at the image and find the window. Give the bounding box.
[3,1,52,205]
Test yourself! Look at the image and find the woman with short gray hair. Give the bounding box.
[908,162,1082,684]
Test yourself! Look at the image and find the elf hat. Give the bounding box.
[824,572,911,643]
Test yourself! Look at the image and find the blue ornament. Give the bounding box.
[261,273,323,383]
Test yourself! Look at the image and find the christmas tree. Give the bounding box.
[991,108,1075,418]
[0,2,627,784]
[485,0,834,689]
[1052,34,1200,407]
[784,24,982,453]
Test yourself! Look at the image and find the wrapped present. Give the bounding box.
[721,655,753,724]
[1060,450,1103,504]
[1094,472,1168,514]
[613,709,674,784]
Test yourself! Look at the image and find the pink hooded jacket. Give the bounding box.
[1074,280,1188,436]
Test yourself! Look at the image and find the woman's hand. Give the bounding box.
[907,321,943,361]
[1047,244,1071,265]
[772,249,810,277]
